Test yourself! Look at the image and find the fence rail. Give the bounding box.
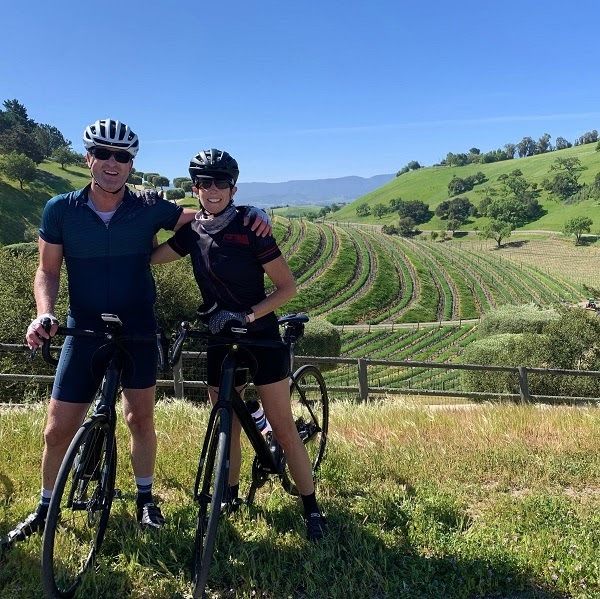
[2,343,600,405]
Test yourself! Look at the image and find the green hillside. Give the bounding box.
[328,144,600,231]
[0,161,90,245]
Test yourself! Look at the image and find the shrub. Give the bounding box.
[152,260,199,334]
[460,333,544,393]
[2,242,38,257]
[477,304,559,337]
[166,188,186,201]
[295,317,341,372]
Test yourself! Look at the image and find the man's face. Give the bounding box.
[86,147,133,193]
[193,178,236,214]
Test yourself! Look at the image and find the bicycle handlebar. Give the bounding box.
[35,318,161,368]
[168,320,290,368]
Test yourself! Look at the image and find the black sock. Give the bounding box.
[300,492,320,517]
[228,484,239,502]
[136,491,153,507]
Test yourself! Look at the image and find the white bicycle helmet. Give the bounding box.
[83,119,139,157]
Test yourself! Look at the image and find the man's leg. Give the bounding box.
[43,399,90,490]
[121,386,164,528]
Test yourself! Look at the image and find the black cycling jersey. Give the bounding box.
[168,210,282,331]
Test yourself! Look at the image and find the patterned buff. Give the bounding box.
[195,203,237,234]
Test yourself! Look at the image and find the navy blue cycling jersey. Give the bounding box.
[39,185,182,330]
[167,210,282,331]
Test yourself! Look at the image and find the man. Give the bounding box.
[3,119,271,545]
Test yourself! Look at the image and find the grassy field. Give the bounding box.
[328,143,600,232]
[1,400,599,598]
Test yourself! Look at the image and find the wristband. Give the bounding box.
[245,310,256,324]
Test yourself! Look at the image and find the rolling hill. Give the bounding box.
[328,143,600,232]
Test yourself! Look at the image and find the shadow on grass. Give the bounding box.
[497,239,530,249]
[0,538,47,598]
[0,472,14,506]
[0,494,571,598]
[162,499,567,599]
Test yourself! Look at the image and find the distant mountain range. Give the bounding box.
[234,174,395,207]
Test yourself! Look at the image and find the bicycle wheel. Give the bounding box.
[281,364,329,496]
[192,407,231,599]
[42,416,116,598]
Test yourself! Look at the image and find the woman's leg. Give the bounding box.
[258,379,315,495]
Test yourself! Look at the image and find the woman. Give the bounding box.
[151,149,326,541]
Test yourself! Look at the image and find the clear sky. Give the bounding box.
[2,0,600,183]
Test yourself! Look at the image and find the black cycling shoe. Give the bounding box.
[3,506,48,547]
[137,502,165,529]
[220,496,243,515]
[305,512,327,542]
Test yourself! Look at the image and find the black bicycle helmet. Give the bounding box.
[189,149,239,184]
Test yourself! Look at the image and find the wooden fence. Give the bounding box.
[2,343,600,405]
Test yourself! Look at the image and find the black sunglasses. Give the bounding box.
[195,178,232,190]
[90,147,133,164]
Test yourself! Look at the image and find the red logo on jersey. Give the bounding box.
[223,233,250,245]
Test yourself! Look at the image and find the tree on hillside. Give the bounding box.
[394,199,432,224]
[35,124,71,157]
[173,177,191,189]
[478,219,513,248]
[555,137,572,150]
[504,143,517,159]
[536,133,552,154]
[372,203,388,219]
[396,160,421,176]
[51,145,79,169]
[397,217,415,236]
[435,197,475,225]
[154,176,170,189]
[575,130,598,145]
[563,216,593,245]
[166,188,185,201]
[544,156,585,201]
[486,196,531,227]
[180,179,193,193]
[0,151,37,189]
[517,136,536,157]
[127,173,143,185]
[356,203,370,217]
[0,99,45,163]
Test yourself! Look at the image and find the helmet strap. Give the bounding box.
[91,173,126,195]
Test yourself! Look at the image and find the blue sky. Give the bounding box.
[2,1,600,183]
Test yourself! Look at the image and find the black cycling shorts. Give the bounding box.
[51,314,158,403]
[206,330,290,388]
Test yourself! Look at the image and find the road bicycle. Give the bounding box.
[168,312,328,598]
[36,313,163,598]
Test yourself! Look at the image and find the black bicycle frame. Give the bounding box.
[215,347,279,474]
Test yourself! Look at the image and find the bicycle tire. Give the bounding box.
[192,407,230,599]
[42,416,116,598]
[281,364,329,496]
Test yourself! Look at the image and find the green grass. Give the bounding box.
[0,161,90,245]
[1,400,599,598]
[329,143,600,232]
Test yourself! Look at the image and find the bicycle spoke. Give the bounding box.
[42,418,116,598]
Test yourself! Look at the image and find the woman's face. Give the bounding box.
[193,177,237,215]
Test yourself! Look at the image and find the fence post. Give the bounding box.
[173,354,184,399]
[357,358,369,403]
[518,366,530,403]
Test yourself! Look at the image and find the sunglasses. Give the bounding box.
[90,147,133,164]
[195,178,232,190]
